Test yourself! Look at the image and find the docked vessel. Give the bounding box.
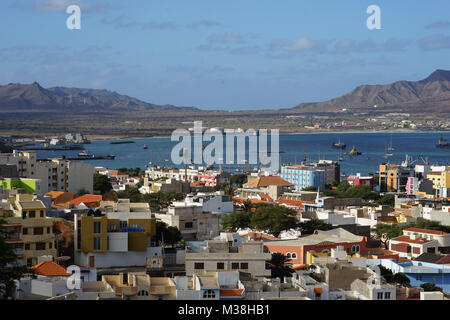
[68,150,115,160]
[436,136,450,148]
[143,144,148,149]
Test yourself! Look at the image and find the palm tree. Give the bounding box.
[269,253,295,281]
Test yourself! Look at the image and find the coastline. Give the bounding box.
[85,129,449,141]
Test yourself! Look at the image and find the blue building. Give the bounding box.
[367,259,450,293]
[281,165,325,191]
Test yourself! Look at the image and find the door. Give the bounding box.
[89,256,95,268]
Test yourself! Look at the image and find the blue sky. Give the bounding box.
[0,0,449,110]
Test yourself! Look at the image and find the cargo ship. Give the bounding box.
[67,150,115,160]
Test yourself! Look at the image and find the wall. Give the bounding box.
[75,246,162,268]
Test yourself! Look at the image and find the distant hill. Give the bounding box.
[292,69,450,113]
[0,82,198,112]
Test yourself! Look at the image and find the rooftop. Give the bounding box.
[404,227,448,236]
[243,176,293,188]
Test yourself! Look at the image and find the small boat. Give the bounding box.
[331,139,346,149]
[143,144,148,149]
[345,146,362,156]
[436,136,450,148]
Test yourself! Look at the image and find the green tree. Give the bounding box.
[250,206,298,237]
[93,173,112,194]
[116,188,142,203]
[421,283,443,292]
[0,220,29,299]
[231,174,248,187]
[377,194,395,207]
[269,253,294,281]
[302,186,318,192]
[221,211,252,232]
[242,199,253,212]
[372,224,403,249]
[156,221,182,247]
[392,273,411,287]
[298,219,333,235]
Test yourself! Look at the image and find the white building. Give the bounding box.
[155,201,221,241]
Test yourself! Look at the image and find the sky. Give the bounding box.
[0,0,449,110]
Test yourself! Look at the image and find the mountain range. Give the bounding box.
[0,82,198,112]
[292,69,450,113]
[0,69,449,114]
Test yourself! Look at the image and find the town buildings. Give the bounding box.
[155,201,221,241]
[74,202,161,269]
[185,233,272,279]
[1,194,57,266]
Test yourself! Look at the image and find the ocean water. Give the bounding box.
[31,132,450,176]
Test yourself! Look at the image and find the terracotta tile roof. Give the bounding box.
[69,194,103,207]
[404,227,448,236]
[220,289,244,297]
[277,199,305,208]
[32,261,71,276]
[108,170,125,176]
[391,235,431,245]
[437,255,450,264]
[243,176,293,188]
[45,191,77,204]
[259,194,273,201]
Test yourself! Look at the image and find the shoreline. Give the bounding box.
[86,129,449,141]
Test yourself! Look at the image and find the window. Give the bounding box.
[40,211,44,217]
[185,222,193,229]
[22,212,27,219]
[231,263,239,270]
[286,253,291,258]
[47,227,50,234]
[377,292,383,300]
[384,292,391,299]
[291,253,297,259]
[194,263,204,270]
[240,263,249,270]
[49,242,53,249]
[29,211,36,218]
[93,221,101,234]
[34,227,43,235]
[25,243,30,250]
[36,242,46,250]
[108,224,117,232]
[119,221,127,230]
[138,290,149,296]
[23,228,28,235]
[93,237,101,250]
[203,290,216,299]
[217,262,224,270]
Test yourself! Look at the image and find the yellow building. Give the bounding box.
[1,194,57,266]
[74,210,159,269]
[379,164,411,192]
[427,171,450,190]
